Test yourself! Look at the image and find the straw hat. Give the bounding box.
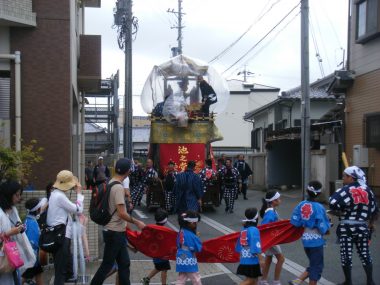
[53,170,78,191]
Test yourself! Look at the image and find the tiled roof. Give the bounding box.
[281,73,335,99]
[85,123,106,133]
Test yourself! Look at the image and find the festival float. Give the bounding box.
[140,54,230,209]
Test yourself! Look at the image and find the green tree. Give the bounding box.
[0,139,43,182]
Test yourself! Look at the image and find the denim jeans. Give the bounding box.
[91,230,131,285]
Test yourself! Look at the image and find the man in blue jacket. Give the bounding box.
[174,161,203,214]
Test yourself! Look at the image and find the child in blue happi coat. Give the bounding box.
[259,191,285,285]
[289,181,331,285]
[175,210,202,285]
[141,208,171,285]
[22,197,48,285]
[236,207,263,285]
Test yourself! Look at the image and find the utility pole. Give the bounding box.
[168,0,185,55]
[114,0,135,158]
[301,0,311,200]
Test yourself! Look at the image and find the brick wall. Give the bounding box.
[10,0,73,189]
[17,190,99,259]
[345,68,380,188]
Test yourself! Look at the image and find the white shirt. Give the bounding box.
[123,176,130,189]
[47,189,84,238]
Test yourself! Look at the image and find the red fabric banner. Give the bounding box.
[159,143,206,174]
[126,220,303,263]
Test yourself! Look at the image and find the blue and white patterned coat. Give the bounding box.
[176,228,202,273]
[261,208,279,225]
[291,200,330,247]
[235,226,261,265]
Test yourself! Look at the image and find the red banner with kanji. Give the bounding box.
[159,143,205,174]
[126,220,304,263]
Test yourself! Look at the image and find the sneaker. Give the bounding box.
[141,277,150,285]
[273,281,282,285]
[288,279,302,285]
[259,280,270,285]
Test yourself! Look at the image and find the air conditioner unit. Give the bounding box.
[353,145,369,167]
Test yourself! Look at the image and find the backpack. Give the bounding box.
[89,181,121,226]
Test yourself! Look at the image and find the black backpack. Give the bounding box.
[90,181,121,226]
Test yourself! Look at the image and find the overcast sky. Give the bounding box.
[85,0,349,115]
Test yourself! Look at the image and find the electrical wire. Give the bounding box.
[309,16,325,77]
[222,1,301,75]
[310,8,332,72]
[208,0,281,63]
[226,10,300,79]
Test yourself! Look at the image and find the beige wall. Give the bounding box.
[345,69,380,186]
[349,2,380,76]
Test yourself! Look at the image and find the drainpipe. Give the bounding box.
[0,51,21,151]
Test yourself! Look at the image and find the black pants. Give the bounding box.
[91,230,131,285]
[241,182,248,197]
[53,237,73,285]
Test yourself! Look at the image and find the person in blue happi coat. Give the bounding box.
[236,207,263,285]
[289,181,331,285]
[175,210,202,285]
[174,161,203,214]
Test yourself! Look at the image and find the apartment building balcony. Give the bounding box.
[0,0,36,27]
[78,35,101,93]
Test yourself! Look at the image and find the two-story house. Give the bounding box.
[244,74,341,194]
[328,0,380,195]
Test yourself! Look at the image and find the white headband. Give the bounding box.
[344,166,367,187]
[28,198,48,213]
[242,212,259,222]
[157,217,167,224]
[183,217,199,223]
[265,192,281,202]
[307,185,321,193]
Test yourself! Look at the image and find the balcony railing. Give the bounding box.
[0,0,36,27]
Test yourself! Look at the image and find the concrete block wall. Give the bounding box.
[17,190,99,259]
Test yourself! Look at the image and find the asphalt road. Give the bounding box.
[131,188,380,285]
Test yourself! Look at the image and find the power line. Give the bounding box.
[223,1,301,75]
[208,0,281,63]
[226,10,300,79]
[310,9,332,72]
[309,16,325,77]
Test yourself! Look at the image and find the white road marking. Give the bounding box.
[133,209,148,219]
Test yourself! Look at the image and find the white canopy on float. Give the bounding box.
[140,54,230,116]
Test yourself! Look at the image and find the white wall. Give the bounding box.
[213,94,251,147]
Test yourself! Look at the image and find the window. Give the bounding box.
[355,0,380,43]
[251,129,262,150]
[364,112,380,148]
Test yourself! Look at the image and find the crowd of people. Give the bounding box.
[0,158,378,285]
